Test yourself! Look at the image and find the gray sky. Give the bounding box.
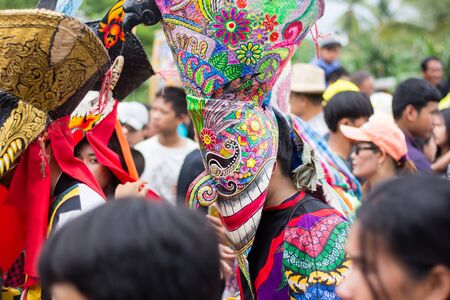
[313,0,410,41]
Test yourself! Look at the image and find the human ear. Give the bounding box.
[377,150,387,166]
[405,104,418,122]
[341,118,352,126]
[423,265,450,300]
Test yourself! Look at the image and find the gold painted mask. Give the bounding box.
[0,9,110,178]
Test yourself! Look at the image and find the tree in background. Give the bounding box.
[0,0,35,9]
[332,0,450,81]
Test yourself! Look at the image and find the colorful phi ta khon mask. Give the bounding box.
[145,0,325,255]
[188,94,278,252]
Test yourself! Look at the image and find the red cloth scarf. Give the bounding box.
[84,102,134,184]
[0,116,105,286]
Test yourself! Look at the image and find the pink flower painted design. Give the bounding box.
[240,152,262,175]
[212,8,251,47]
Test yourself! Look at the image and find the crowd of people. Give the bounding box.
[0,0,449,300]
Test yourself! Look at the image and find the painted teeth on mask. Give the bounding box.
[10,139,22,153]
[16,139,23,151]
[7,147,14,160]
[3,153,10,173]
[226,210,263,251]
[217,160,275,250]
[0,139,23,176]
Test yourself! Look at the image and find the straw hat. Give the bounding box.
[291,64,326,94]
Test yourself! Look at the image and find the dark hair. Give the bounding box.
[434,108,450,161]
[321,42,341,50]
[420,56,443,72]
[39,198,221,300]
[351,71,372,86]
[440,108,450,150]
[392,78,441,120]
[274,109,294,177]
[176,149,207,208]
[131,148,145,177]
[324,91,374,132]
[357,176,450,299]
[326,67,350,84]
[155,87,188,117]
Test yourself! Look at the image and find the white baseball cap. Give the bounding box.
[117,101,149,130]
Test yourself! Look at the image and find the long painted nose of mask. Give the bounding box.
[187,95,278,252]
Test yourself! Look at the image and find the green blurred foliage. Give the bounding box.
[0,0,37,8]
[332,0,450,80]
[292,39,317,65]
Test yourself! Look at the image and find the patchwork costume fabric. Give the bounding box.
[124,0,350,298]
[0,10,110,299]
[242,192,350,299]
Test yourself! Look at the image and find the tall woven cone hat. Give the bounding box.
[0,9,109,179]
[153,0,325,254]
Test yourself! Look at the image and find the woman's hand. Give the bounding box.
[115,180,148,198]
[206,214,228,245]
[219,244,236,279]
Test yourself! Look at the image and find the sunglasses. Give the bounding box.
[354,144,379,155]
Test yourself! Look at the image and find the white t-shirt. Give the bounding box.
[135,136,198,204]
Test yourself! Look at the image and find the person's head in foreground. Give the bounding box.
[39,199,221,300]
[337,176,450,300]
[341,118,416,193]
[393,78,441,140]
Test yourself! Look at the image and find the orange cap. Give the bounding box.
[340,119,408,162]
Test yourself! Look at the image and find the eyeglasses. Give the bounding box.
[354,144,379,155]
